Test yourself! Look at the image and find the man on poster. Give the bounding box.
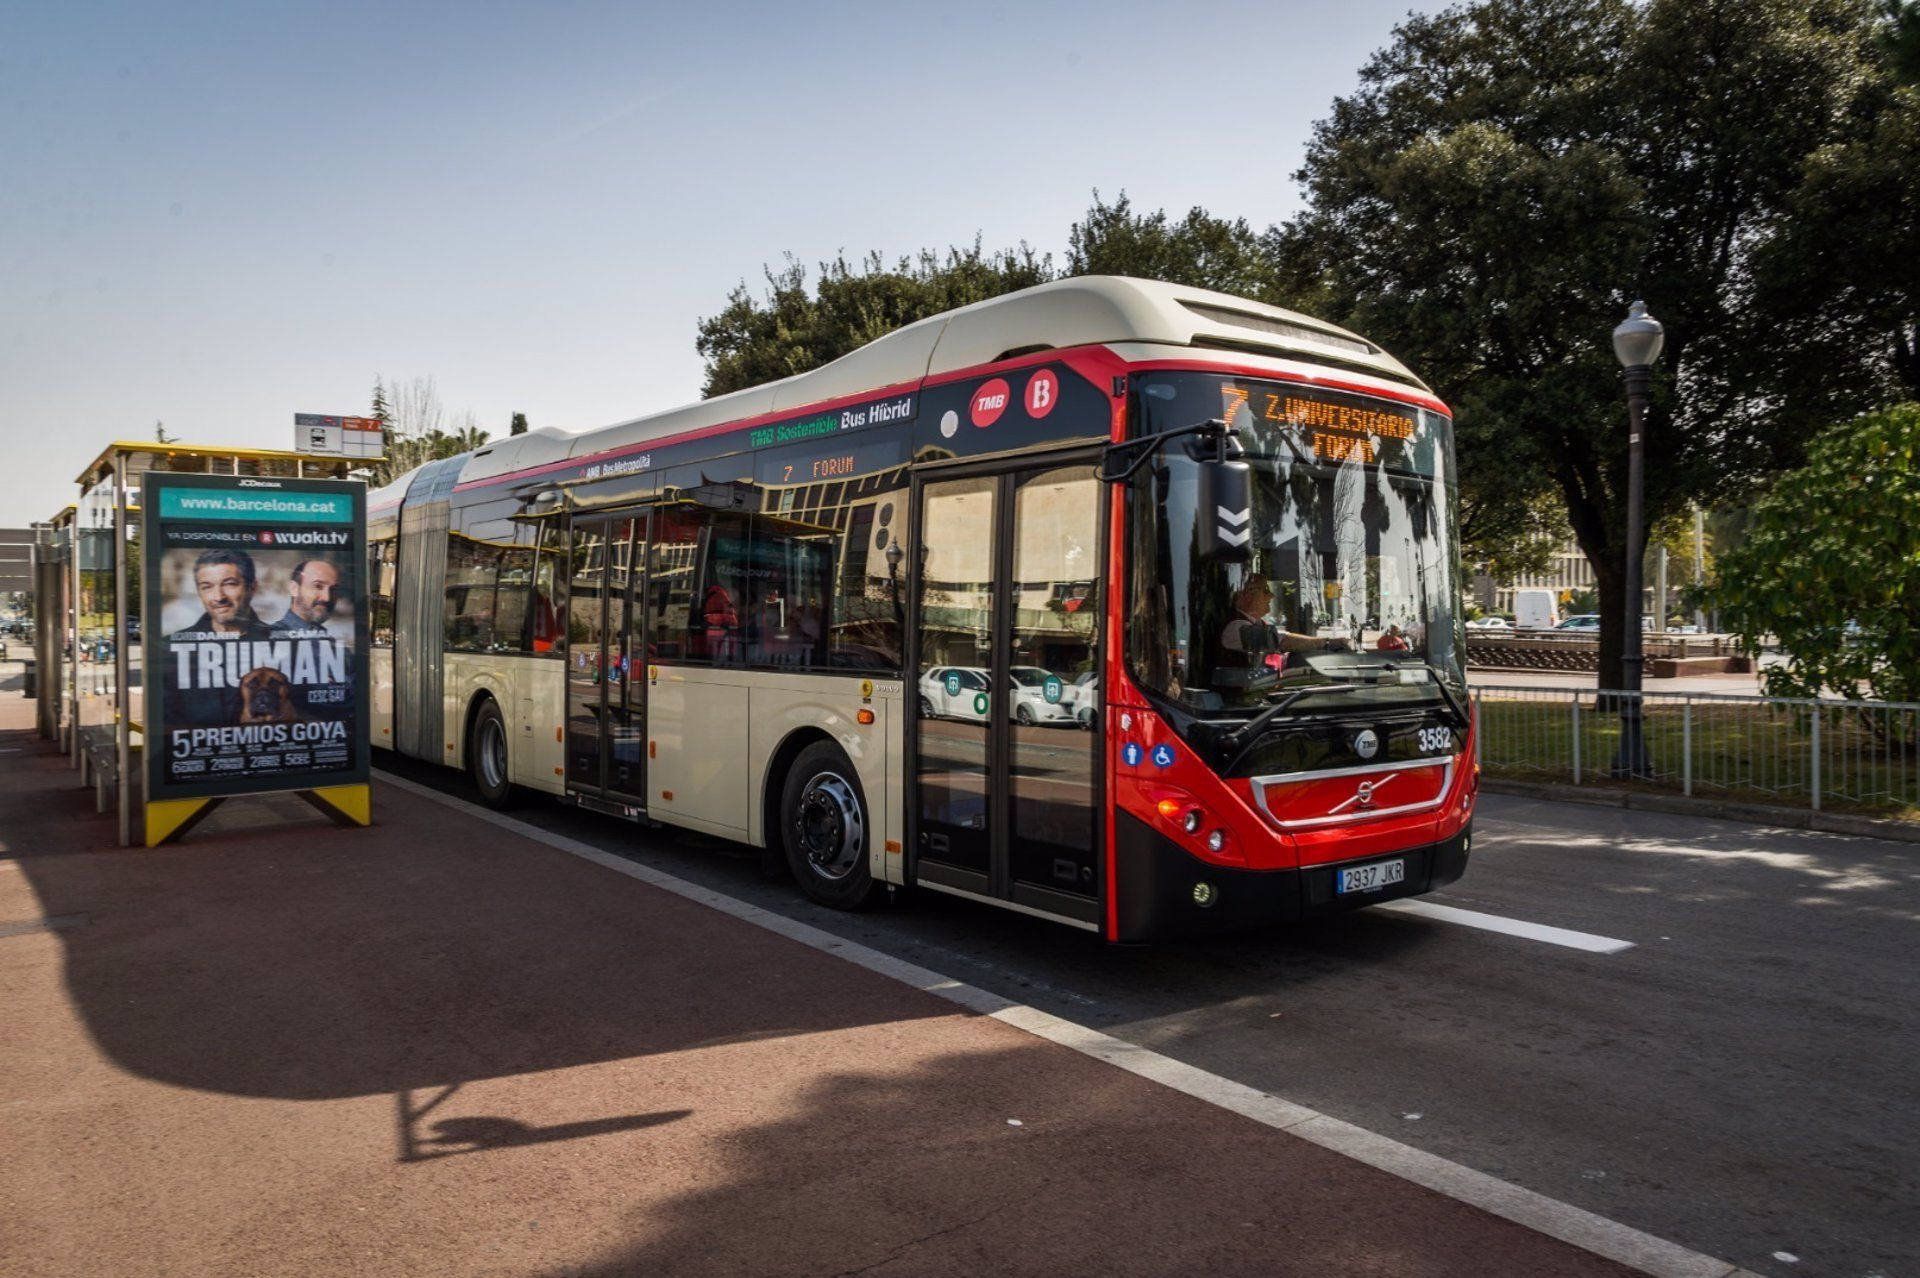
[267,556,354,721]
[270,557,344,634]
[169,549,275,640]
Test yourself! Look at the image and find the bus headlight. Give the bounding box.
[1207,829,1226,853]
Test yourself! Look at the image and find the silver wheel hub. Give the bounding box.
[479,718,506,790]
[794,771,864,881]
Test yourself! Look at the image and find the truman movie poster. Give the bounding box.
[144,473,369,800]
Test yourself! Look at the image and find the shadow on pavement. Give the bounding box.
[543,1040,1636,1278]
[0,722,949,1103]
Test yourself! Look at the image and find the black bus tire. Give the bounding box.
[780,741,882,911]
[468,698,515,810]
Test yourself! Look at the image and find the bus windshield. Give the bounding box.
[1126,371,1465,717]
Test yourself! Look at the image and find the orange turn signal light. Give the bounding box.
[1156,798,1184,820]
[857,709,875,725]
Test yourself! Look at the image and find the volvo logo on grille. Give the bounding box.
[1330,774,1396,815]
[1353,729,1380,760]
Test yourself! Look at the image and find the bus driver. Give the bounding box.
[1218,577,1341,668]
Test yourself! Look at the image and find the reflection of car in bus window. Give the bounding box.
[919,665,1078,726]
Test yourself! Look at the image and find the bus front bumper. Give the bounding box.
[1111,810,1472,942]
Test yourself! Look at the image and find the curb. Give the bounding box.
[1481,778,1920,844]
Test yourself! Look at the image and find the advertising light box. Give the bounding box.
[143,472,370,802]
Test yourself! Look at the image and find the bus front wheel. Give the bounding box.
[468,698,515,810]
[780,741,882,910]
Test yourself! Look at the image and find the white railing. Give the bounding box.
[1473,685,1920,817]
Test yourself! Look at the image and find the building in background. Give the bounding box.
[0,527,32,600]
[1472,538,1595,617]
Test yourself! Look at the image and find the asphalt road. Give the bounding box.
[383,752,1916,1278]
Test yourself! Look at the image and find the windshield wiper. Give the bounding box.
[1422,664,1470,730]
[1218,684,1361,775]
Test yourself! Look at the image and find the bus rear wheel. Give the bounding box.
[468,698,515,810]
[780,742,882,911]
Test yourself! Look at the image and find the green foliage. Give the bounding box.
[1713,403,1920,704]
[695,243,1053,398]
[1067,192,1275,298]
[510,412,528,436]
[1883,0,1920,83]
[1747,82,1920,423]
[1274,0,1901,686]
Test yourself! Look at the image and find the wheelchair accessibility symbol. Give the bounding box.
[1150,744,1176,768]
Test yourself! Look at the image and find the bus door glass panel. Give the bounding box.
[564,521,608,790]
[914,475,997,879]
[646,506,703,662]
[606,516,646,799]
[1008,465,1101,900]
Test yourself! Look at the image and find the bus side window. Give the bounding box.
[647,506,702,663]
[743,517,832,669]
[529,519,564,654]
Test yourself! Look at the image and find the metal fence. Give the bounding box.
[1473,685,1920,818]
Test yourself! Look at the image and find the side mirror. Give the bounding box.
[1196,457,1253,564]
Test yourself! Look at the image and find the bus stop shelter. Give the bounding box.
[56,442,370,846]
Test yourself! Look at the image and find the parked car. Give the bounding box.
[1465,616,1513,630]
[918,665,1079,726]
[1556,614,1654,632]
[1061,671,1100,729]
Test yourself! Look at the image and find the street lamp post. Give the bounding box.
[1611,300,1663,778]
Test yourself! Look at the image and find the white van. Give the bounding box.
[1512,588,1560,630]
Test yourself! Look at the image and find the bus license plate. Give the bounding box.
[1336,859,1405,895]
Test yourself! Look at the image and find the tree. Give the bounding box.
[696,242,1053,398]
[369,375,487,486]
[510,412,529,436]
[1884,0,1920,82]
[1712,403,1919,707]
[1066,191,1275,297]
[1745,77,1920,427]
[1275,0,1903,689]
[153,419,175,444]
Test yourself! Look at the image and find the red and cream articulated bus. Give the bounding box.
[369,276,1478,940]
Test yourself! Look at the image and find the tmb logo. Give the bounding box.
[970,378,1011,428]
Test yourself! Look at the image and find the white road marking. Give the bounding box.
[1375,899,1636,953]
[385,773,1748,1278]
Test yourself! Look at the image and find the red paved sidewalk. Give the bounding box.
[0,695,1640,1277]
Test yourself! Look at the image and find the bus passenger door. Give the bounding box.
[604,514,646,803]
[911,455,1104,927]
[563,518,610,793]
[564,515,647,805]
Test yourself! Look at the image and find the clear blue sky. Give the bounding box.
[0,0,1447,526]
